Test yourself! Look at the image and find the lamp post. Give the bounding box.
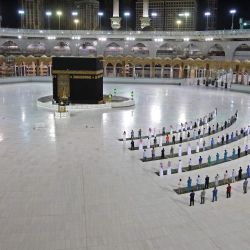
[46,11,52,30]
[74,19,79,31]
[124,12,130,31]
[176,20,182,30]
[98,12,104,30]
[18,10,25,28]
[179,12,190,30]
[204,12,211,30]
[56,10,62,30]
[230,9,236,30]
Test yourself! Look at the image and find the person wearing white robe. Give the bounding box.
[123,131,126,142]
[159,162,164,177]
[193,129,196,140]
[167,161,172,175]
[159,136,163,147]
[178,144,182,157]
[187,143,192,155]
[139,139,143,151]
[196,142,200,153]
[178,160,182,174]
[147,137,151,149]
[170,126,173,135]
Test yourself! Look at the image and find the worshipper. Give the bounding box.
[226,133,229,144]
[167,161,172,175]
[216,136,220,145]
[138,128,142,138]
[153,137,157,147]
[151,147,155,159]
[178,144,182,157]
[216,152,220,164]
[162,127,166,135]
[211,137,214,148]
[172,135,176,144]
[178,160,182,174]
[178,179,182,194]
[207,155,211,166]
[159,163,164,177]
[200,189,206,204]
[159,135,163,147]
[205,175,209,189]
[193,129,196,140]
[243,178,248,194]
[230,131,234,141]
[139,138,143,151]
[196,175,202,190]
[131,140,135,150]
[143,149,147,161]
[232,169,236,183]
[161,148,165,159]
[224,150,228,162]
[170,146,174,157]
[131,130,134,139]
[224,170,228,184]
[246,165,250,178]
[190,190,195,206]
[238,146,241,158]
[123,131,126,142]
[166,134,170,144]
[212,187,218,202]
[202,139,206,151]
[226,183,231,198]
[196,142,200,153]
[232,148,236,160]
[187,131,190,140]
[198,156,203,168]
[187,143,192,156]
[187,177,192,192]
[221,135,225,144]
[238,167,243,180]
[245,144,248,155]
[147,137,151,149]
[214,174,219,187]
[188,158,192,171]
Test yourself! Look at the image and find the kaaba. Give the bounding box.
[52,57,103,104]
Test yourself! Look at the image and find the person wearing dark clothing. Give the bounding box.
[216,123,219,132]
[190,190,195,206]
[238,146,241,158]
[226,134,229,144]
[200,189,206,204]
[205,175,209,189]
[221,135,225,144]
[226,184,231,198]
[224,121,227,128]
[208,126,211,135]
[199,156,203,168]
[180,136,183,143]
[131,140,135,150]
[172,135,175,144]
[161,148,165,159]
[138,129,142,138]
[238,167,243,180]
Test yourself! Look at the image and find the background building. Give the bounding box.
[19,0,44,29]
[136,0,198,31]
[207,0,218,30]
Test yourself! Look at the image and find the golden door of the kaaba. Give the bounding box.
[57,74,70,99]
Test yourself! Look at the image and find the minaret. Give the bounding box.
[140,0,151,29]
[111,0,121,30]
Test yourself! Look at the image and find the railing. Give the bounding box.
[0,28,250,39]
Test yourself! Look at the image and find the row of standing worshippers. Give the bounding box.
[180,166,250,194]
[188,173,249,206]
[123,108,217,140]
[158,144,248,176]
[130,114,239,151]
[142,124,249,161]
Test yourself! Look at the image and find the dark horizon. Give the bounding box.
[0,0,249,30]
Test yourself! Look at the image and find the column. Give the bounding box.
[161,67,164,78]
[140,0,151,29]
[170,67,173,78]
[111,0,121,30]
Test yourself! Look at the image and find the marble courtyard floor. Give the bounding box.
[0,82,250,250]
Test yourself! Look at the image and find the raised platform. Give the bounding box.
[37,95,135,111]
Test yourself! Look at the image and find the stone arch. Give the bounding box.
[156,43,177,58]
[207,44,225,58]
[79,42,97,57]
[1,40,21,54]
[27,42,46,55]
[131,43,149,57]
[104,42,123,56]
[115,63,123,77]
[106,62,114,76]
[135,64,143,78]
[144,64,151,77]
[173,64,180,78]
[233,44,250,61]
[163,64,171,78]
[53,41,71,56]
[154,64,162,78]
[184,43,203,59]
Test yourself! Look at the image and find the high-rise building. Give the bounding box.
[19,0,44,29]
[75,0,99,30]
[207,0,218,30]
[136,0,197,31]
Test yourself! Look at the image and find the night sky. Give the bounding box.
[0,0,249,30]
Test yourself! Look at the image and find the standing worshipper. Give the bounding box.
[200,189,206,204]
[143,149,147,161]
[159,135,163,147]
[216,152,220,164]
[198,156,203,168]
[187,177,192,192]
[131,140,135,150]
[178,179,182,194]
[232,169,236,183]
[178,160,182,174]
[188,158,192,171]
[232,148,236,159]
[202,139,206,151]
[131,130,134,139]
[245,144,248,155]
[187,143,192,156]
[178,144,182,157]
[161,148,165,159]
[205,175,209,189]
[190,190,195,206]
[196,142,200,153]
[170,146,174,157]
[151,147,155,159]
[123,131,126,142]
[159,163,164,177]
[172,135,176,144]
[139,138,143,151]
[224,150,228,161]
[243,178,248,194]
[238,167,243,180]
[196,175,202,190]
[210,137,214,148]
[167,161,172,175]
[166,134,170,144]
[214,174,219,187]
[212,187,218,202]
[138,128,142,138]
[224,170,228,184]
[226,183,232,198]
[238,146,241,158]
[207,155,211,166]
[246,165,250,178]
[153,137,157,147]
[147,137,150,149]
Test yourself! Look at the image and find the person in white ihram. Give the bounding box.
[178,159,182,174]
[187,143,192,156]
[196,141,200,153]
[159,135,163,147]
[178,144,182,157]
[159,162,164,177]
[167,161,172,175]
[139,138,143,151]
